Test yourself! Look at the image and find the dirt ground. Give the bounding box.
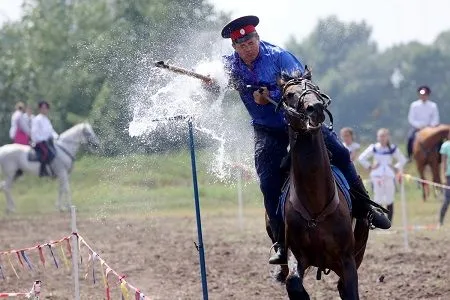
[0,209,449,300]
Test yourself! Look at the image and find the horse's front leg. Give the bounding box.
[57,172,71,212]
[286,260,309,300]
[430,160,442,199]
[2,177,16,213]
[337,255,359,300]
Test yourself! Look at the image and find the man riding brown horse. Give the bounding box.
[206,15,391,266]
[407,85,440,161]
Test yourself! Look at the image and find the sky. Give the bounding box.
[1,0,450,49]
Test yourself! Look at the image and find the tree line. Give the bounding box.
[1,1,448,154]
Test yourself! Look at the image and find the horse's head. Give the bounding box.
[279,68,331,132]
[81,123,100,150]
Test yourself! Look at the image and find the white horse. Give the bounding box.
[0,123,100,213]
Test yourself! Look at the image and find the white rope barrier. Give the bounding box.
[401,173,450,190]
[0,281,41,299]
[0,207,149,299]
[363,173,449,251]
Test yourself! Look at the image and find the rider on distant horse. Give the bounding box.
[407,85,440,160]
[206,15,391,265]
[31,101,58,177]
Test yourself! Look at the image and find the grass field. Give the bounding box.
[0,149,443,226]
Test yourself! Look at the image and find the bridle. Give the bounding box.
[56,124,97,162]
[280,77,334,131]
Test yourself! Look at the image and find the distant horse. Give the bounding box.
[413,125,450,201]
[278,72,369,299]
[0,123,99,212]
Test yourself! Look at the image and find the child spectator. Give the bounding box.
[340,127,360,161]
[358,128,407,222]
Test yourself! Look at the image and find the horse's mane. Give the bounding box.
[59,123,86,140]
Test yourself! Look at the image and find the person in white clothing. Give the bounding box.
[31,101,58,177]
[407,85,440,159]
[358,128,407,222]
[340,127,360,161]
[24,106,35,132]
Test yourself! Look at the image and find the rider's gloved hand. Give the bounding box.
[253,87,270,105]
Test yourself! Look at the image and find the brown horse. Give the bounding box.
[413,125,450,201]
[278,74,369,300]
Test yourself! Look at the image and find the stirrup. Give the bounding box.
[269,242,280,256]
[268,242,288,265]
[367,211,375,229]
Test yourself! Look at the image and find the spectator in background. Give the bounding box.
[24,105,35,134]
[340,127,360,161]
[439,133,450,226]
[358,128,407,222]
[9,102,31,145]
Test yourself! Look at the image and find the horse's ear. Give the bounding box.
[303,65,312,80]
[278,73,295,89]
[277,76,287,89]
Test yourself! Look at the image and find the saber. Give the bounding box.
[155,61,212,82]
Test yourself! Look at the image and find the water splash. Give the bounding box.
[128,55,255,182]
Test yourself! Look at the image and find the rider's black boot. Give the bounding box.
[268,220,288,265]
[39,163,47,177]
[350,176,391,230]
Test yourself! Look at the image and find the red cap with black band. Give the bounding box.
[221,15,259,43]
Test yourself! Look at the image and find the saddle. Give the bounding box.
[277,165,352,221]
[27,148,55,177]
[27,149,39,162]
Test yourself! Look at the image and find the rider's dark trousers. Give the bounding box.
[253,124,359,228]
[34,139,56,176]
[35,140,56,163]
[407,128,419,158]
[254,124,289,226]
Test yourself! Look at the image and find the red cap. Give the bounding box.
[221,15,259,39]
[230,25,256,41]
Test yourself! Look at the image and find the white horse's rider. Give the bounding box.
[31,101,59,177]
[407,85,440,160]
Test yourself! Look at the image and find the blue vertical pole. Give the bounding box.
[188,119,209,300]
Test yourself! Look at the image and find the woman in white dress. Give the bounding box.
[358,128,407,222]
[340,127,360,161]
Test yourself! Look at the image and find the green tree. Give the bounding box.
[0,0,226,155]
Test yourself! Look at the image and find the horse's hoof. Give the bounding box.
[286,275,309,300]
[271,266,288,283]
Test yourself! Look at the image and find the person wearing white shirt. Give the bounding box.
[31,101,58,177]
[358,128,407,222]
[24,106,34,133]
[340,127,360,161]
[407,85,440,159]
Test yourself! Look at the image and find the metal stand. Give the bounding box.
[149,115,208,298]
[400,178,410,251]
[188,119,208,300]
[71,206,80,300]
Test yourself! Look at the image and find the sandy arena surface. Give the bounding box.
[1,210,449,299]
